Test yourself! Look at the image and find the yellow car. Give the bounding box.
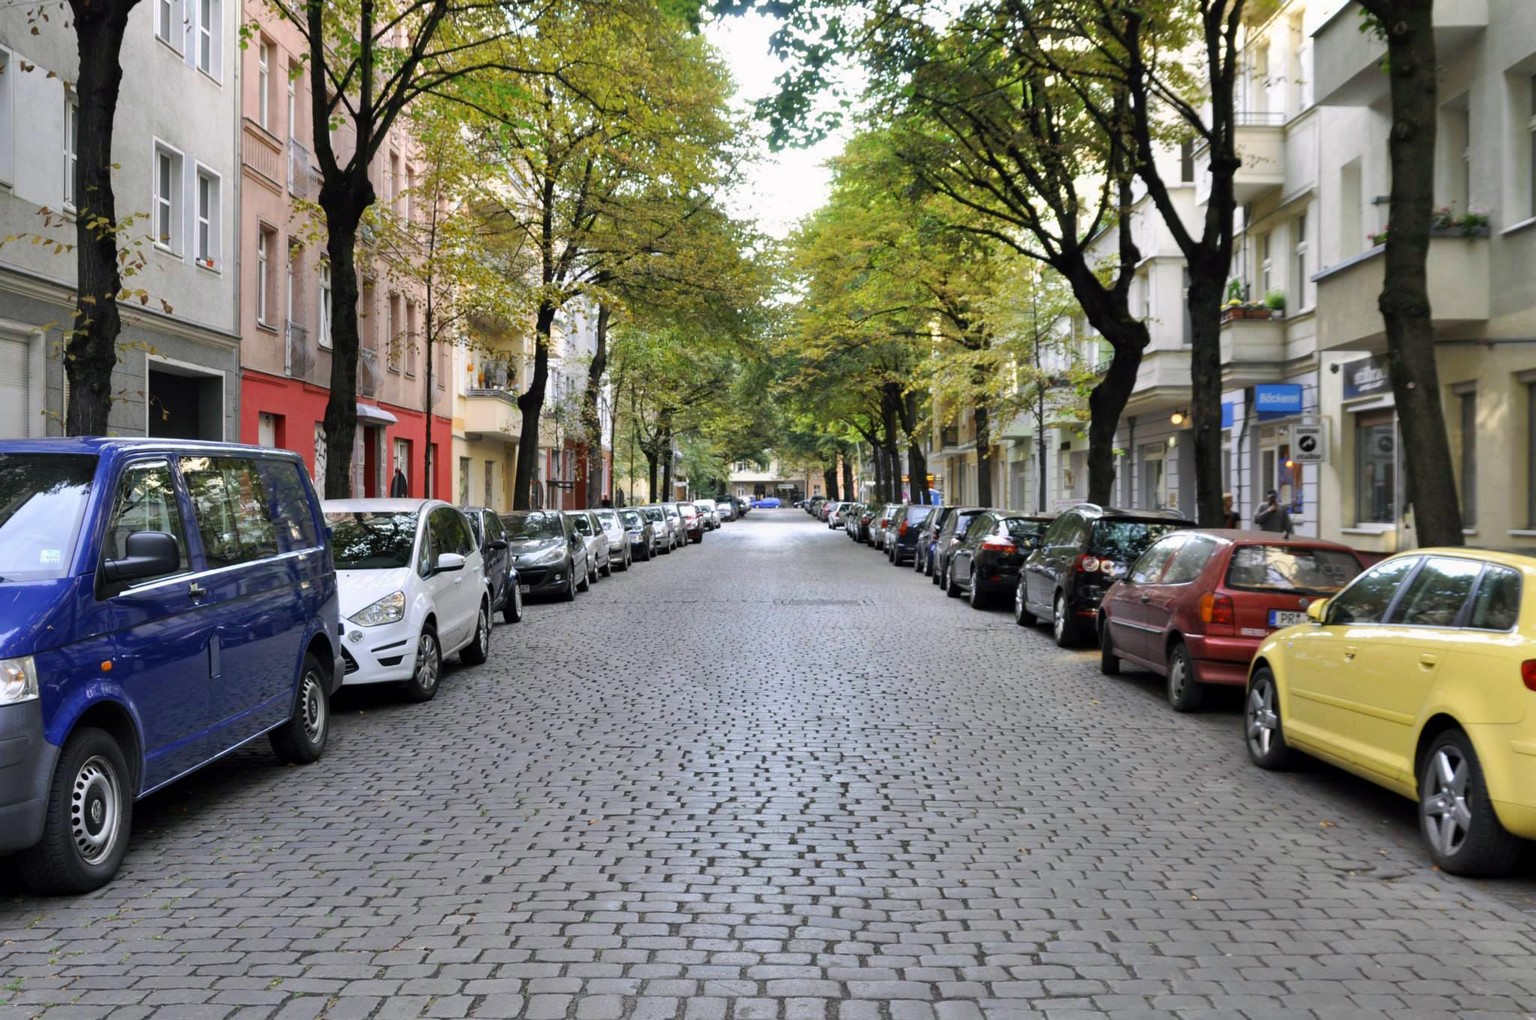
[1245,548,1536,876]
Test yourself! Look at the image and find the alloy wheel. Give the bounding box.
[1246,676,1280,759]
[1422,747,1474,860]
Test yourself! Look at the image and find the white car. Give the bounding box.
[324,499,493,703]
[693,498,721,529]
[592,508,633,571]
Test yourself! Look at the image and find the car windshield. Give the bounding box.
[595,510,619,527]
[1089,520,1186,563]
[640,506,665,522]
[1003,518,1048,542]
[1226,545,1363,594]
[325,510,418,569]
[569,514,594,535]
[501,512,563,540]
[620,510,643,528]
[0,453,97,581]
[906,506,934,523]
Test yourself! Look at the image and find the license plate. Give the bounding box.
[518,584,530,594]
[1269,610,1307,628]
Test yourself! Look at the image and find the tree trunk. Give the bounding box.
[1362,0,1462,546]
[582,303,610,505]
[841,449,854,503]
[1086,338,1146,506]
[823,466,838,500]
[974,403,993,507]
[645,446,658,501]
[896,389,927,504]
[512,301,557,509]
[661,433,673,498]
[319,211,366,498]
[881,387,901,502]
[65,1,137,436]
[1187,268,1226,525]
[869,437,884,501]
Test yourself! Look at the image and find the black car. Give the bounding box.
[947,512,1053,608]
[500,509,589,601]
[914,506,954,576]
[932,507,991,589]
[887,503,937,566]
[619,507,658,560]
[463,505,521,623]
[1018,503,1191,647]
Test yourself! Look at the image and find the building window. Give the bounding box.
[287,71,297,142]
[389,150,401,214]
[1529,75,1536,219]
[0,49,13,186]
[405,163,417,222]
[63,97,79,210]
[156,0,183,51]
[153,143,183,252]
[1257,231,1272,298]
[256,226,276,326]
[1459,389,1477,526]
[317,261,332,349]
[404,300,417,375]
[1355,410,1396,525]
[196,0,220,78]
[1179,138,1194,183]
[1292,212,1309,311]
[257,40,272,131]
[386,293,401,370]
[194,167,220,268]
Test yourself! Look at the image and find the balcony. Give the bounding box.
[1313,0,1486,106]
[1314,234,1490,351]
[1195,113,1287,207]
[1219,315,1286,387]
[1124,347,1191,416]
[241,120,282,186]
[462,388,521,444]
[285,320,314,378]
[288,140,320,199]
[358,347,379,397]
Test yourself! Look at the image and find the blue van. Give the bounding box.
[0,438,341,893]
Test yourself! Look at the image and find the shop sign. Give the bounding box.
[1254,383,1304,417]
[1342,356,1391,400]
[1291,422,1328,464]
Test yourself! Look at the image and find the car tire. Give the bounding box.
[600,555,613,578]
[404,626,442,702]
[460,600,491,666]
[579,561,592,591]
[618,549,631,572]
[270,653,330,764]
[1419,729,1523,877]
[1245,666,1301,770]
[944,563,961,598]
[931,557,942,586]
[914,550,924,573]
[967,568,988,609]
[1052,592,1081,648]
[1165,642,1203,712]
[502,583,524,624]
[1099,621,1120,675]
[13,726,133,894]
[563,562,579,601]
[1015,580,1037,627]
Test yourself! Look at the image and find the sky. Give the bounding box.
[702,11,850,240]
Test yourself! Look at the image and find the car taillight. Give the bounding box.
[1075,554,1102,573]
[982,537,1015,552]
[1200,592,1236,633]
[899,521,909,537]
[1522,661,1536,692]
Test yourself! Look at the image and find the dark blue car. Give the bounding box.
[0,438,341,893]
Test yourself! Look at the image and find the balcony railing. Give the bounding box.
[358,347,379,396]
[288,140,318,199]
[1233,110,1286,127]
[286,320,312,378]
[940,426,960,448]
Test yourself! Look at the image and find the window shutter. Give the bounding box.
[0,336,31,437]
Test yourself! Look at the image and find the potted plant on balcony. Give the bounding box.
[1456,207,1490,236]
[1264,289,1285,320]
[1221,278,1247,323]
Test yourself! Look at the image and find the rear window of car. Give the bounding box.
[1088,520,1185,562]
[0,453,97,581]
[1003,518,1048,542]
[569,513,595,535]
[1225,544,1363,594]
[905,505,934,523]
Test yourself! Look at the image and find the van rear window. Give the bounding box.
[0,453,96,581]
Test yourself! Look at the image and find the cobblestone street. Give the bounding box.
[3,512,1536,1019]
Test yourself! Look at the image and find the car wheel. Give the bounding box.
[13,726,132,894]
[1419,729,1523,877]
[502,582,524,624]
[944,563,961,598]
[1052,592,1080,648]
[563,562,579,601]
[579,561,592,591]
[913,550,924,573]
[619,549,631,572]
[600,554,612,577]
[1015,580,1037,626]
[1099,621,1120,675]
[1166,642,1204,712]
[967,568,988,609]
[460,601,491,665]
[1245,666,1300,770]
[931,557,942,586]
[404,626,442,702]
[270,653,331,764]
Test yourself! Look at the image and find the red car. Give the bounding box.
[1098,530,1365,712]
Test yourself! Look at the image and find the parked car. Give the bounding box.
[660,503,687,548]
[948,512,1053,607]
[638,505,677,553]
[0,439,339,893]
[569,510,611,580]
[592,508,633,571]
[1100,532,1364,712]
[327,499,492,702]
[619,508,659,560]
[932,507,989,588]
[500,510,591,600]
[887,503,938,566]
[1018,503,1192,647]
[914,506,955,576]
[829,502,852,529]
[870,503,901,550]
[462,505,520,624]
[855,504,878,543]
[752,496,782,509]
[676,502,705,543]
[1245,548,1536,877]
[807,496,826,518]
[715,498,736,522]
[694,498,721,529]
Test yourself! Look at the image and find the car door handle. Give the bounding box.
[1419,653,1438,669]
[1140,594,1150,603]
[1343,645,1357,661]
[188,582,208,599]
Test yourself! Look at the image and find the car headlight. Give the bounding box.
[0,656,39,705]
[528,545,565,566]
[350,590,406,627]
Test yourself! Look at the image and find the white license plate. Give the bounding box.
[1269,610,1307,628]
[518,584,530,594]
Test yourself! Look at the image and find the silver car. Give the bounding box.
[619,508,659,560]
[568,509,611,580]
[654,503,687,550]
[592,508,632,571]
[693,498,721,530]
[637,505,675,552]
[714,499,735,522]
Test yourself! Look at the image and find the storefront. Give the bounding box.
[1219,377,1321,537]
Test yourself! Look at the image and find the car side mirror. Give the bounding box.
[434,551,466,574]
[487,539,508,552]
[101,530,181,583]
[1306,598,1330,624]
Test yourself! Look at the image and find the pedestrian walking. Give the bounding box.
[389,466,408,497]
[1222,492,1240,529]
[1253,489,1293,537]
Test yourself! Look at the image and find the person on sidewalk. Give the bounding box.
[389,467,408,497]
[1222,492,1240,529]
[1254,489,1293,537]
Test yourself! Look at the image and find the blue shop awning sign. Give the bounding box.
[1254,383,1304,418]
[1221,402,1234,428]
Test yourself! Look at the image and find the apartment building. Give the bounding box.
[0,1,241,439]
[236,10,450,498]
